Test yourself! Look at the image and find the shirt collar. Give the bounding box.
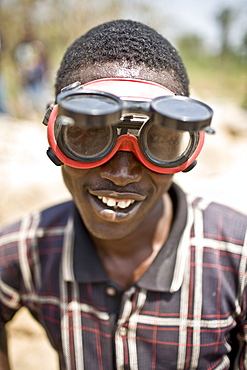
[62,183,190,292]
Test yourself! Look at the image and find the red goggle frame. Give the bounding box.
[45,78,213,174]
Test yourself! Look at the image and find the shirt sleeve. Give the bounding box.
[237,318,247,367]
[0,211,43,326]
[0,220,23,325]
[229,256,247,368]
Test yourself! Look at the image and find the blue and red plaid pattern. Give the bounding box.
[0,184,247,369]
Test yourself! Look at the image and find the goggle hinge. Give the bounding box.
[42,104,55,126]
[47,147,63,166]
[182,160,197,173]
[204,127,216,135]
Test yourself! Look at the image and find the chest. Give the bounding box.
[32,236,244,369]
[35,275,239,370]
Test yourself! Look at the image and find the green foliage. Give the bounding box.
[178,35,205,57]
[181,52,247,107]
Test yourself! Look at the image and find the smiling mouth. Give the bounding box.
[88,190,146,221]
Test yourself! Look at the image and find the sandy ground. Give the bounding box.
[0,99,247,369]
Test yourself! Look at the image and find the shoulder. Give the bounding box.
[0,200,74,246]
[0,201,75,290]
[39,200,74,228]
[171,183,247,241]
[189,196,247,244]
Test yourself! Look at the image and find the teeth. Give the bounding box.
[118,200,131,209]
[106,198,116,207]
[98,196,134,209]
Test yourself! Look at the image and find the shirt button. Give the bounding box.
[105,286,117,297]
[119,327,127,337]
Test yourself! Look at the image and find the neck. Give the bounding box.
[91,193,173,290]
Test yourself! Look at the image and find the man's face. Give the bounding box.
[61,64,175,240]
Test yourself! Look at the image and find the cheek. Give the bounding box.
[61,166,85,196]
[61,166,74,193]
[150,173,174,194]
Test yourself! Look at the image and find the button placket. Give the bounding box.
[105,286,117,297]
[115,287,137,369]
[118,327,127,337]
[116,288,137,336]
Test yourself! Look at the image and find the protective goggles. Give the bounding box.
[44,78,214,174]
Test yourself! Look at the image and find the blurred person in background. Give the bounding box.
[0,34,9,115]
[0,20,247,370]
[14,25,49,117]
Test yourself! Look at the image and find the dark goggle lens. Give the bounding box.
[57,91,122,128]
[59,125,115,161]
[56,118,196,167]
[62,95,119,114]
[141,123,193,164]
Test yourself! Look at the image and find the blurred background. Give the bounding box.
[0,0,247,369]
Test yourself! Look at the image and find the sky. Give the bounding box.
[166,0,246,49]
[121,0,247,52]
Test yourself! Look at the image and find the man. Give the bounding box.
[0,20,247,370]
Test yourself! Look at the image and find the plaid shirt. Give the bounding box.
[0,183,247,370]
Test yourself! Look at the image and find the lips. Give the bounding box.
[88,189,146,221]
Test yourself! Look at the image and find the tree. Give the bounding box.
[216,8,234,56]
[242,32,247,56]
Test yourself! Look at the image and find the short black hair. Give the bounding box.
[55,19,189,96]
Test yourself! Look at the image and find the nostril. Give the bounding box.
[100,152,142,186]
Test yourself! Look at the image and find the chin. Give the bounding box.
[85,221,135,241]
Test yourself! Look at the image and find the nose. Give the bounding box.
[100,151,142,186]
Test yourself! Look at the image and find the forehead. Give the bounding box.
[72,62,178,93]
